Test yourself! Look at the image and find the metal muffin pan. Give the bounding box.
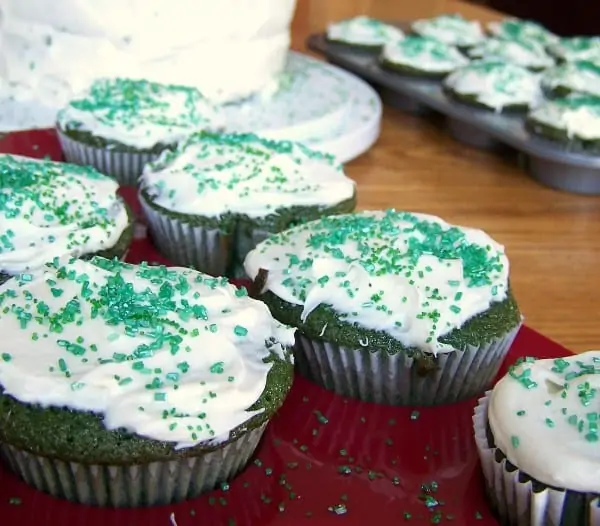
[307,32,600,195]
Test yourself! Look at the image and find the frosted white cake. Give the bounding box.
[0,0,297,108]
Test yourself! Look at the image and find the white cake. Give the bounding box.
[0,0,297,108]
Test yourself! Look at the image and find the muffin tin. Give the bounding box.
[307,31,600,196]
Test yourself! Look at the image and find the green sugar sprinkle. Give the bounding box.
[511,435,520,448]
[410,410,420,420]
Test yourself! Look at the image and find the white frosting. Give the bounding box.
[467,37,554,70]
[56,78,224,150]
[541,62,600,98]
[0,258,296,448]
[444,61,542,111]
[326,16,404,47]
[0,0,297,106]
[244,210,510,355]
[487,18,559,46]
[140,133,356,218]
[0,154,129,276]
[548,37,600,62]
[528,97,600,140]
[411,14,484,48]
[381,36,468,73]
[489,351,600,492]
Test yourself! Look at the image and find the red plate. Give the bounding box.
[0,130,572,525]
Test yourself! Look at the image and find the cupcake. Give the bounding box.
[380,35,468,78]
[444,61,542,112]
[547,36,600,63]
[326,16,404,50]
[0,154,133,285]
[526,94,600,151]
[0,257,296,507]
[57,77,224,186]
[541,61,600,98]
[139,132,356,279]
[244,210,522,406]
[487,18,559,47]
[474,352,600,525]
[467,37,554,72]
[411,14,485,49]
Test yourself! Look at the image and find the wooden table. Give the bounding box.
[290,0,600,354]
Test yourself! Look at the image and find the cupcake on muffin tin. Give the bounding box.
[444,60,542,112]
[0,154,133,284]
[326,16,404,50]
[526,94,600,151]
[467,37,554,72]
[411,14,485,49]
[57,78,224,186]
[474,352,600,525]
[139,132,356,279]
[380,35,468,78]
[0,257,296,507]
[541,61,600,98]
[487,18,558,47]
[548,36,600,63]
[244,209,522,406]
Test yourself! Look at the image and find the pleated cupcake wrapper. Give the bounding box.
[474,394,600,525]
[57,130,159,187]
[0,423,266,508]
[293,322,522,406]
[140,195,271,278]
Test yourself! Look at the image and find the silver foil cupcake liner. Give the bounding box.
[57,130,159,187]
[140,194,272,278]
[474,394,600,525]
[0,423,266,508]
[293,322,522,406]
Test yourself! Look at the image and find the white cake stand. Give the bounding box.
[0,52,381,163]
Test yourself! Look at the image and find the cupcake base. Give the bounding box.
[443,87,530,113]
[474,394,600,525]
[525,119,600,153]
[0,423,266,508]
[380,59,449,79]
[293,322,521,406]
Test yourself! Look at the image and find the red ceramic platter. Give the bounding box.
[0,130,573,525]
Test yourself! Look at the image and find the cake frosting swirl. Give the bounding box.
[0,257,296,448]
[487,18,558,46]
[0,154,129,275]
[244,210,510,354]
[140,132,356,218]
[326,16,404,47]
[541,61,600,98]
[411,14,484,48]
[489,352,600,492]
[57,78,224,150]
[467,37,554,71]
[528,95,600,141]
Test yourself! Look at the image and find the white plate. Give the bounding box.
[0,52,381,163]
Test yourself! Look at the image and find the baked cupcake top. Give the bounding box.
[57,78,224,150]
[528,95,600,141]
[140,132,356,218]
[541,61,600,98]
[489,351,600,492]
[326,16,404,47]
[467,37,554,71]
[0,154,129,276]
[548,37,600,63]
[487,18,558,46]
[0,257,295,448]
[444,61,542,111]
[411,14,485,48]
[244,210,510,354]
[381,35,468,73]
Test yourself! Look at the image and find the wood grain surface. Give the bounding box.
[291,0,600,354]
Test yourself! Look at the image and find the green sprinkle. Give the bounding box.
[1,353,11,362]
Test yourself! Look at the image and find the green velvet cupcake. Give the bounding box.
[0,257,295,507]
[541,61,600,98]
[57,78,224,186]
[411,14,485,50]
[443,61,542,112]
[0,154,133,285]
[325,16,404,50]
[526,94,600,152]
[547,36,600,64]
[139,132,356,279]
[245,210,522,406]
[466,37,554,72]
[487,18,558,47]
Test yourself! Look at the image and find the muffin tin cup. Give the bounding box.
[293,322,522,406]
[57,130,159,187]
[473,394,600,525]
[0,423,267,508]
